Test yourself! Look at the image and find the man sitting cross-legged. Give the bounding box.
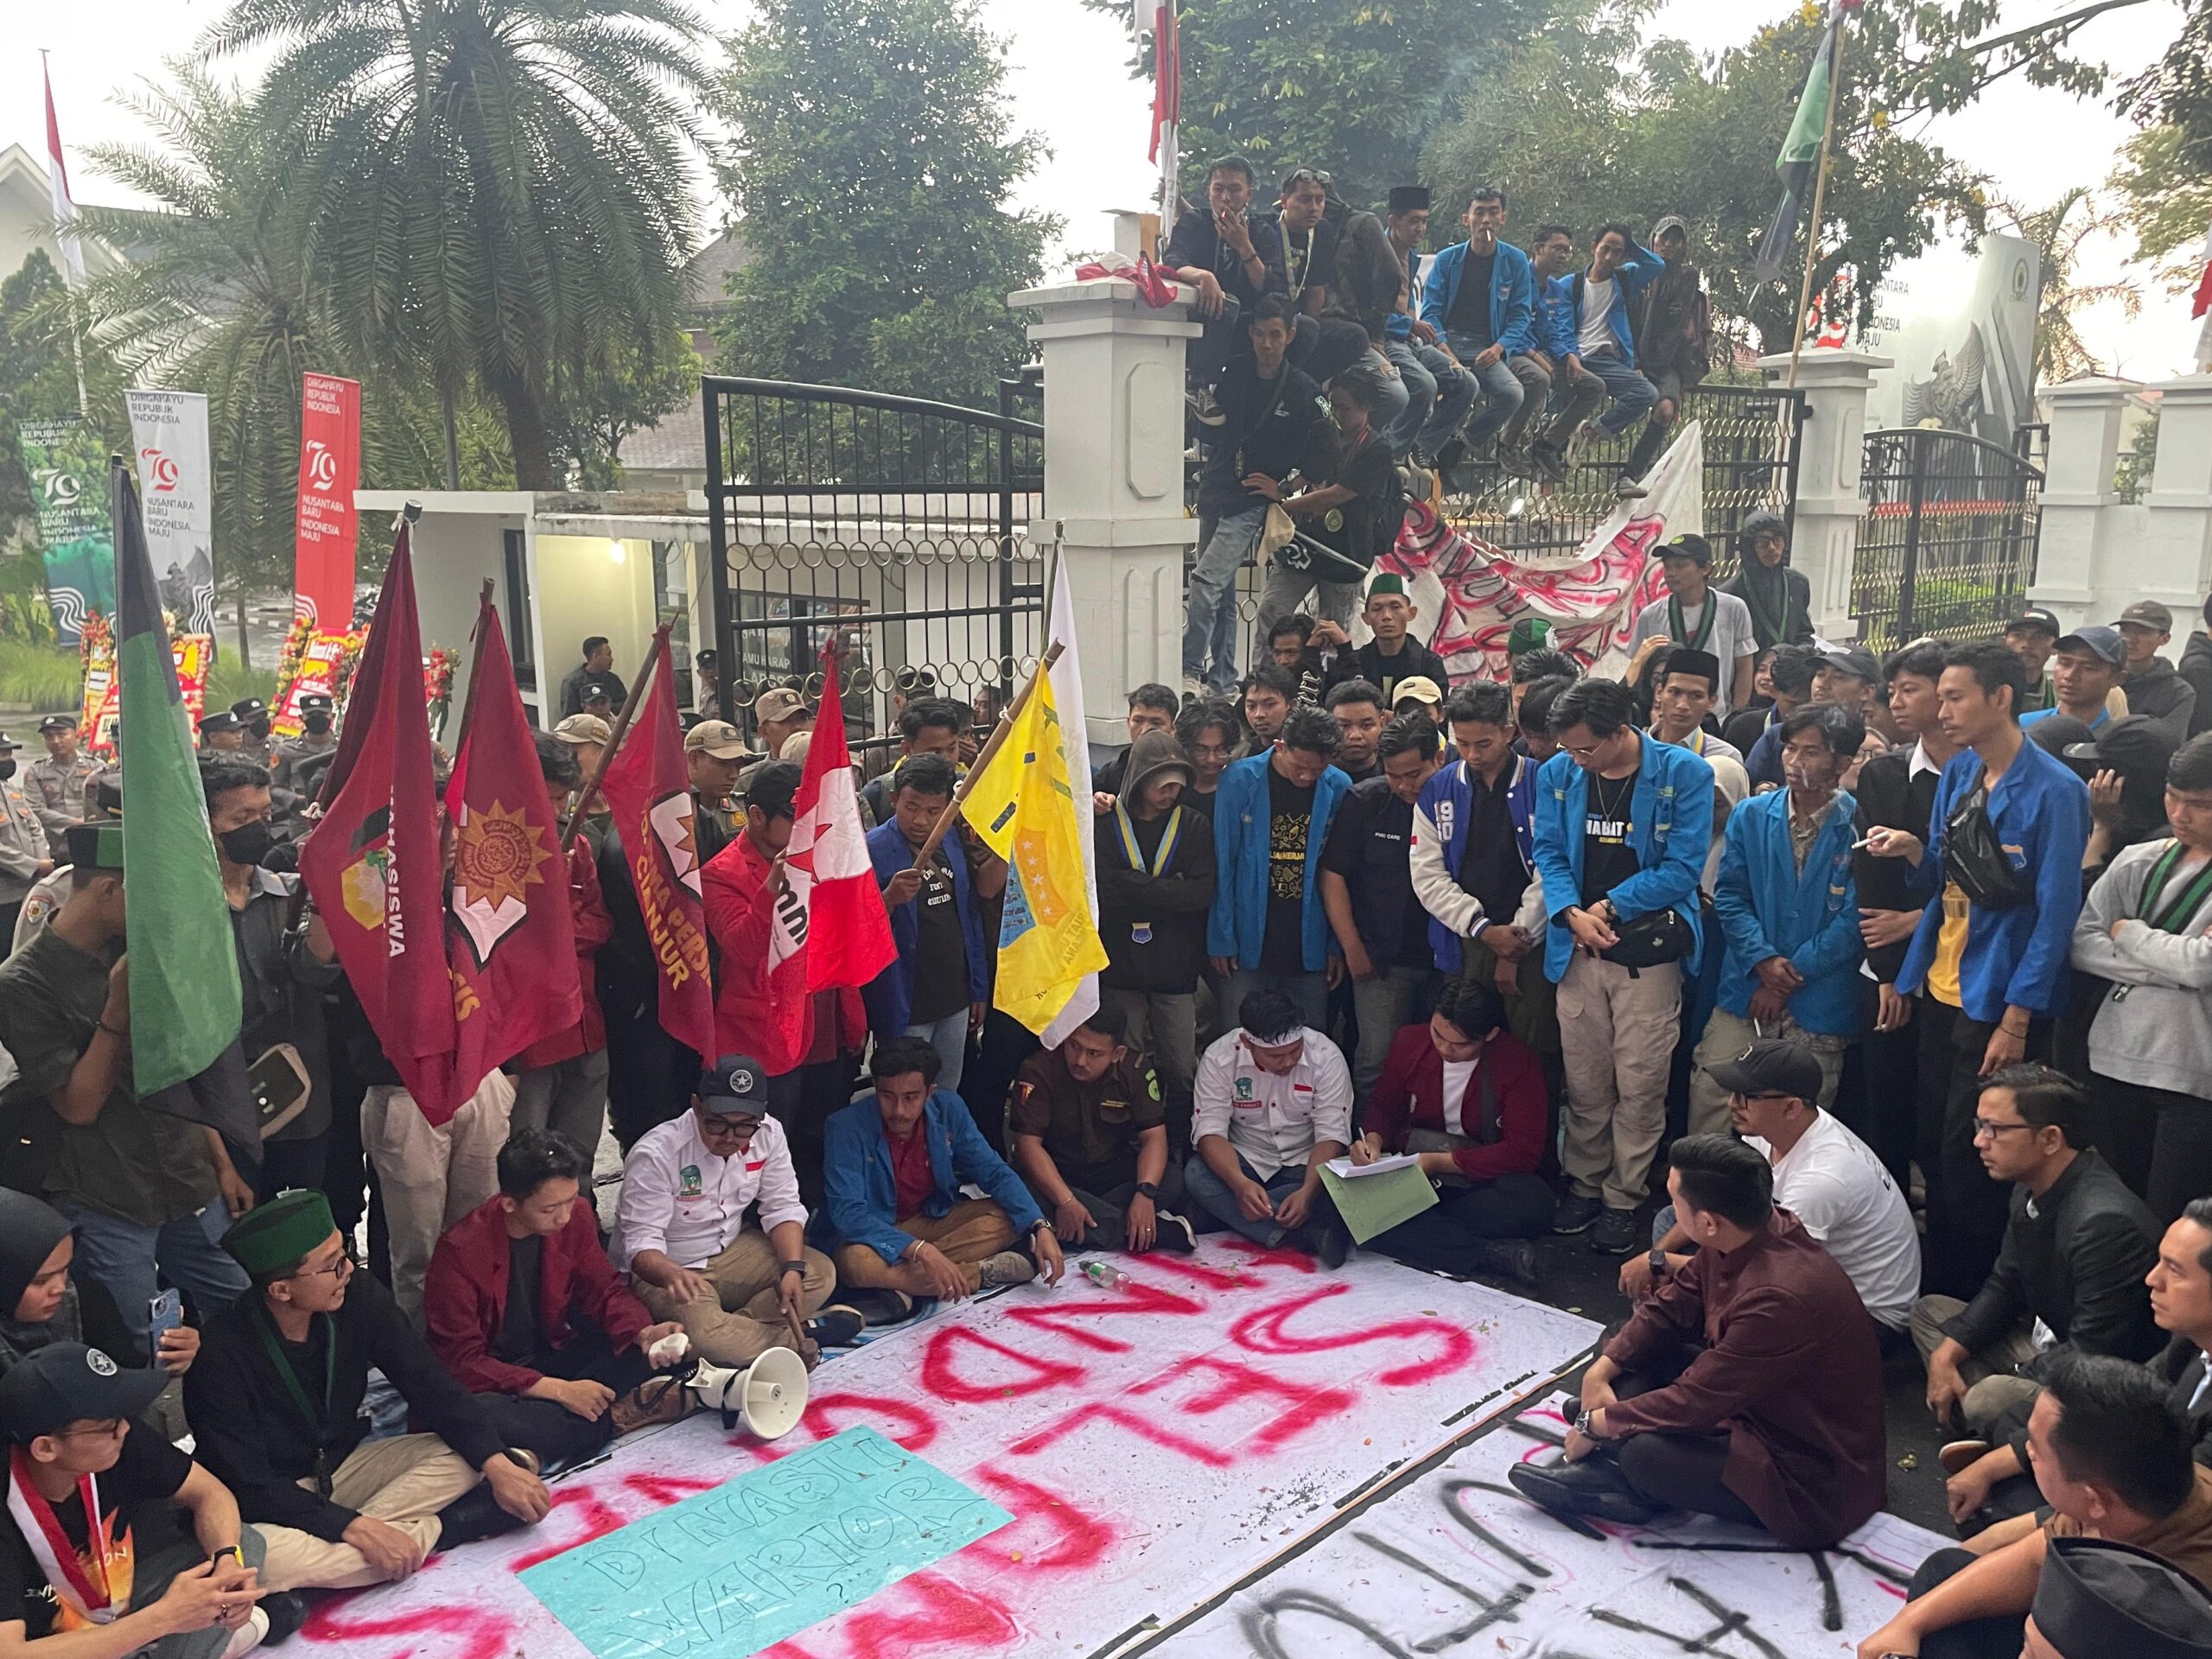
[185,1192,551,1595]
[1008,1006,1197,1257]
[1858,1352,2212,1659]
[612,1057,855,1369]
[427,1128,696,1471]
[1351,979,1553,1288]
[1510,1134,1885,1548]
[823,1037,1066,1315]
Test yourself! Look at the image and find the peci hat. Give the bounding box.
[0,1344,168,1443]
[582,682,616,705]
[698,1055,771,1115]
[553,714,612,747]
[2055,626,2126,667]
[2033,1537,2212,1656]
[63,823,124,872]
[36,713,76,733]
[684,720,748,760]
[1705,1037,1823,1104]
[1507,616,1554,658]
[2117,601,2176,633]
[753,688,810,726]
[220,1189,339,1278]
[1391,677,1445,710]
[2006,607,2063,639]
[1364,573,1410,602]
[1387,185,1432,214]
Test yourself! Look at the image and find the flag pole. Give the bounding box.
[1785,8,1852,390]
[909,640,1065,870]
[565,622,667,851]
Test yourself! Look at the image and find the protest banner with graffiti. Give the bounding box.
[1373,422,1707,683]
[77,613,212,754]
[16,416,116,643]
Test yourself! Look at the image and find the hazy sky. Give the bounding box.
[10,0,2202,378]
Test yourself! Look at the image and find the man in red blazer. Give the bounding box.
[1351,978,1554,1287]
[426,1128,690,1470]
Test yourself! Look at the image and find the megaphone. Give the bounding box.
[685,1345,810,1440]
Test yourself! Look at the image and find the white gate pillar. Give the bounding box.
[2029,376,2139,628]
[1758,349,1890,641]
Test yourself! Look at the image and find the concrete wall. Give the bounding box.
[533,533,662,706]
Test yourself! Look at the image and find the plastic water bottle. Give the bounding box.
[1082,1260,1130,1289]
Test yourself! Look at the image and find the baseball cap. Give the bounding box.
[1391,677,1445,709]
[2055,626,2126,666]
[1651,213,1689,242]
[2063,713,2179,777]
[0,1344,168,1442]
[36,714,76,733]
[1658,533,1713,566]
[1819,646,1882,686]
[553,714,612,747]
[684,719,747,760]
[754,688,810,725]
[582,682,615,704]
[2033,1537,2212,1657]
[697,1055,770,1115]
[2005,607,2062,638]
[1704,1037,1823,1103]
[2118,601,2176,632]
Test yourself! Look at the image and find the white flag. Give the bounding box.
[125,391,215,637]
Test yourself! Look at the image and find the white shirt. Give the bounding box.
[1577,273,1618,359]
[1628,591,1761,717]
[1748,1111,1922,1331]
[611,1111,809,1272]
[1192,1027,1355,1180]
[1440,1057,1478,1138]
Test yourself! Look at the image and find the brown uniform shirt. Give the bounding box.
[1007,1048,1165,1194]
[2046,1464,2212,1586]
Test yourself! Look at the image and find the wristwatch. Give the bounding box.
[209,1545,242,1568]
[1134,1181,1161,1201]
[779,1259,808,1278]
[1648,1247,1669,1281]
[1572,1406,1609,1442]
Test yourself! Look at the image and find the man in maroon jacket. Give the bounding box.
[1350,979,1553,1287]
[425,1128,690,1470]
[1510,1133,1885,1547]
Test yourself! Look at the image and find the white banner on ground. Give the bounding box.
[124,390,216,637]
[1372,421,1707,683]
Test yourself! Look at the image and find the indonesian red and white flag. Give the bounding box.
[42,56,85,287]
[779,644,895,992]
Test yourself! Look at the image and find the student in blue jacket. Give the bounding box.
[1868,641,2092,1299]
[1418,186,1541,470]
[1688,705,1867,1137]
[1207,706,1352,1035]
[1532,677,1713,1255]
[1530,223,1667,491]
[823,1037,1065,1311]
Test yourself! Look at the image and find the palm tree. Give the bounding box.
[1995,187,2144,385]
[204,0,715,488]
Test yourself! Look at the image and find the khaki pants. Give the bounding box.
[363,1071,514,1325]
[1558,954,1681,1211]
[1687,1007,1844,1137]
[638,1230,838,1367]
[834,1199,1017,1296]
[1910,1294,2044,1435]
[254,1433,482,1592]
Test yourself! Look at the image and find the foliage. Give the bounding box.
[2110,124,2212,298]
[548,327,701,490]
[2116,404,2160,503]
[1990,188,2141,383]
[1421,4,1984,355]
[2117,0,2212,158]
[717,0,1056,411]
[205,0,716,488]
[206,658,279,714]
[0,641,86,711]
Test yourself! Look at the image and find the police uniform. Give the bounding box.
[231,698,277,768]
[270,730,337,791]
[0,737,51,939]
[79,761,122,821]
[1007,1046,1185,1250]
[23,728,96,858]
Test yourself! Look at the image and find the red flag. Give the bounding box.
[2192,256,2212,321]
[297,524,456,1114]
[293,373,359,629]
[431,599,581,1113]
[1148,3,1179,163]
[601,636,716,1060]
[787,646,896,993]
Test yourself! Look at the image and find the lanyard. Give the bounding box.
[6,1446,118,1622]
[2139,842,2212,935]
[1112,803,1182,875]
[1667,592,1716,652]
[251,1300,344,1495]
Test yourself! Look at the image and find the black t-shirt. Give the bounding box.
[1333,638,1452,709]
[1310,429,1395,568]
[1161,208,1286,311]
[1457,763,1529,936]
[495,1234,543,1363]
[1261,766,1319,974]
[1580,768,1642,909]
[907,848,969,1023]
[1280,216,1339,307]
[1198,358,1326,518]
[1445,249,1497,347]
[1,1427,192,1638]
[1321,777,1430,968]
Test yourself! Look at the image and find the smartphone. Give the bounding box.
[249,1045,312,1140]
[149,1288,182,1368]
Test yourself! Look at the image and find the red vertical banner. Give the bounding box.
[294,372,360,629]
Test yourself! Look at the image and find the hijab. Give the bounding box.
[0,1190,78,1371]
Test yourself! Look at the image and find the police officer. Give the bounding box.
[0,733,55,942]
[199,708,248,753]
[270,694,339,790]
[23,712,96,858]
[231,697,276,766]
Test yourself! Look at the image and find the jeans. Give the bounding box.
[1253,563,1361,654]
[906,1010,972,1096]
[1185,504,1268,694]
[1383,339,1474,460]
[1351,964,1435,1097]
[1362,346,1411,445]
[1217,968,1329,1034]
[1535,364,1612,452]
[1184,1150,1321,1248]
[133,1527,270,1659]
[1577,347,1660,439]
[1499,355,1558,453]
[1442,339,1529,450]
[56,1197,249,1350]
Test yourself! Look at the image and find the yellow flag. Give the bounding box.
[960,672,1109,1034]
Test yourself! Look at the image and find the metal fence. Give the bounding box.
[702,377,1046,756]
[1851,428,2044,651]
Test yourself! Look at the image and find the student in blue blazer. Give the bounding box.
[1689,705,1868,1137]
[1531,677,1713,1255]
[1531,222,1667,486]
[1419,186,1541,466]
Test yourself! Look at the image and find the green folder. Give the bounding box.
[1319,1161,1439,1244]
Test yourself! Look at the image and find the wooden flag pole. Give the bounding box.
[1786,8,1853,391]
[907,641,1065,871]
[565,621,667,852]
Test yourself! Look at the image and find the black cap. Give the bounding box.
[1659,533,1712,566]
[198,710,243,734]
[230,698,269,721]
[36,714,76,733]
[1705,1037,1823,1104]
[2006,607,2063,639]
[0,1344,168,1442]
[2034,1537,2212,1656]
[697,1054,770,1113]
[2063,713,2179,777]
[583,683,613,702]
[1387,185,1431,213]
[1820,646,1882,686]
[298,694,334,715]
[0,734,17,752]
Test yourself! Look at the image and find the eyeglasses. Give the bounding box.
[1972,1118,2035,1141]
[702,1113,762,1136]
[291,1253,354,1282]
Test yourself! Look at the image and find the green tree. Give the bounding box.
[547,326,701,490]
[2111,124,2212,297]
[717,0,1055,413]
[205,0,715,489]
[1993,187,2141,382]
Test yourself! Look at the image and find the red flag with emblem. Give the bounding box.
[784,642,896,993]
[600,634,716,1060]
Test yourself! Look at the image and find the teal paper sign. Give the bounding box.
[518,1427,1012,1658]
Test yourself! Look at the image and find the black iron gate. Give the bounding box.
[702,377,1046,755]
[1852,429,2043,651]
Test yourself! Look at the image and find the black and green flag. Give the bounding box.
[1752,2,1858,285]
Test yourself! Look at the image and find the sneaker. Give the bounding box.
[611,1371,694,1436]
[1527,442,1568,484]
[223,1606,270,1659]
[1507,1457,1662,1527]
[1314,1214,1352,1271]
[1590,1208,1640,1255]
[1182,675,1206,702]
[1153,1209,1198,1253]
[1433,435,1469,476]
[1552,1195,1602,1235]
[258,1592,308,1648]
[978,1249,1039,1289]
[1470,1237,1541,1290]
[844,1287,915,1326]
[805,1304,867,1348]
[1614,474,1649,500]
[1940,1440,1993,1476]
[1187,386,1226,427]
